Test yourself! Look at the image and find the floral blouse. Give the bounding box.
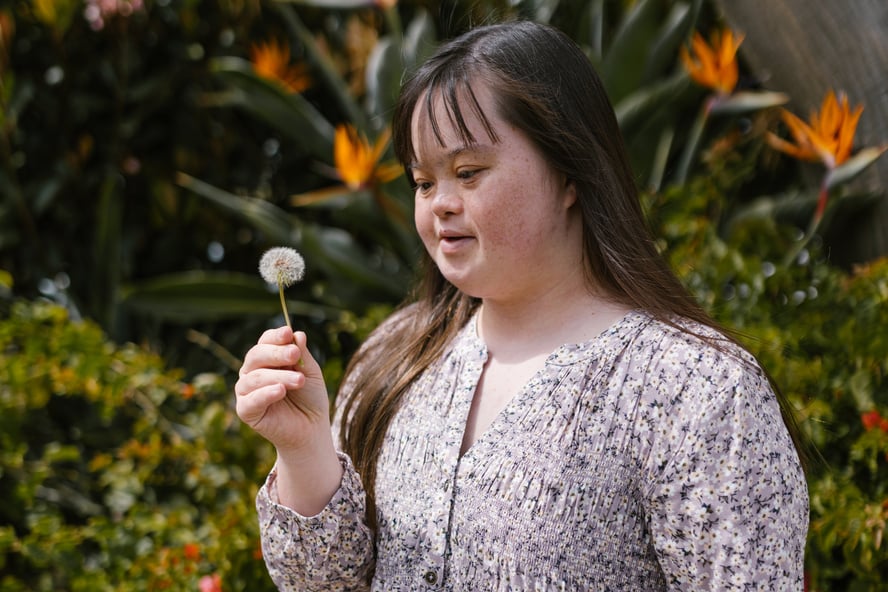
[256,310,809,591]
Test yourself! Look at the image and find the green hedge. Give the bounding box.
[0,300,276,591]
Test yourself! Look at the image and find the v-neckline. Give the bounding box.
[455,309,643,463]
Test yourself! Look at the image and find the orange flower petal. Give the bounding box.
[375,162,405,184]
[681,28,742,95]
[766,132,818,162]
[250,39,310,94]
[771,90,867,168]
[836,104,863,165]
[334,125,369,189]
[333,125,401,190]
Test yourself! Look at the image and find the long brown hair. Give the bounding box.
[338,20,804,529]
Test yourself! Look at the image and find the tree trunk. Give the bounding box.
[712,0,888,266]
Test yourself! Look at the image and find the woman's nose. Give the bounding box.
[430,183,462,217]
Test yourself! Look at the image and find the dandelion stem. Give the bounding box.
[277,275,303,366]
[277,277,292,331]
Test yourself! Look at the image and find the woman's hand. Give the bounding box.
[235,326,331,455]
[236,326,344,514]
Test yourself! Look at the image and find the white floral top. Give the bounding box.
[256,310,808,591]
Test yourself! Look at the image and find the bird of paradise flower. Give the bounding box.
[680,28,744,97]
[766,90,887,262]
[249,39,311,94]
[290,124,405,223]
[676,27,788,184]
[333,124,403,191]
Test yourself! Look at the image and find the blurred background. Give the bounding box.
[1,0,886,589]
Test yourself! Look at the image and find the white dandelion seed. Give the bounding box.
[259,247,305,287]
[258,247,305,335]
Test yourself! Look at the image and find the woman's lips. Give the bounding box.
[438,231,472,253]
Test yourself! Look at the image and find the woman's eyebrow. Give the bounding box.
[410,144,495,170]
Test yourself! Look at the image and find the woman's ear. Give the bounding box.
[562,178,578,209]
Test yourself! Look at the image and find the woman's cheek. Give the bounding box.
[414,201,436,250]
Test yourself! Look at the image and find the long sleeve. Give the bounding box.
[256,452,374,591]
[640,343,808,591]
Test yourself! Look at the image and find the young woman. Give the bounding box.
[235,20,808,591]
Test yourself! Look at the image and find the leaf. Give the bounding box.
[177,174,411,298]
[176,172,299,245]
[848,367,874,410]
[290,185,360,208]
[299,225,410,299]
[826,145,888,190]
[641,0,700,84]
[209,57,334,160]
[709,90,789,115]
[599,0,663,103]
[273,3,368,129]
[121,271,336,322]
[515,0,561,23]
[722,190,813,234]
[614,72,692,135]
[403,9,438,71]
[365,36,403,123]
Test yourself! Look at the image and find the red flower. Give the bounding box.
[861,410,881,431]
[183,543,200,561]
[199,574,222,592]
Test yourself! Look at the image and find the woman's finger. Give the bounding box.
[235,383,288,427]
[235,367,303,397]
[240,342,302,375]
[257,325,294,345]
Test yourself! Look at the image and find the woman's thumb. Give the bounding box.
[292,330,319,372]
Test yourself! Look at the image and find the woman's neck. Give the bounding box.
[477,285,630,362]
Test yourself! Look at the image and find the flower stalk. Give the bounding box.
[259,247,306,363]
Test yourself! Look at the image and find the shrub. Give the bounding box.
[0,299,276,591]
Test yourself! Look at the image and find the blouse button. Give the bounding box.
[423,570,438,585]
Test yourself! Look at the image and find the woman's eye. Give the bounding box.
[457,169,479,180]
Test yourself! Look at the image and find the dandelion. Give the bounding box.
[259,247,305,333]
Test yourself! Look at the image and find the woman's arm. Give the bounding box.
[641,344,808,591]
[236,327,374,590]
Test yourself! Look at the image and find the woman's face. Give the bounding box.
[409,82,583,304]
[411,84,583,300]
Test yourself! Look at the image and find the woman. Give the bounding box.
[235,20,808,591]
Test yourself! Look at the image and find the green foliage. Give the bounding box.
[0,300,276,591]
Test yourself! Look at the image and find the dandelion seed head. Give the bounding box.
[259,247,305,287]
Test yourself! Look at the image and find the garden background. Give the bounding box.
[1,0,887,590]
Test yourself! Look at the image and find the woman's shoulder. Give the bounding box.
[618,311,765,385]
